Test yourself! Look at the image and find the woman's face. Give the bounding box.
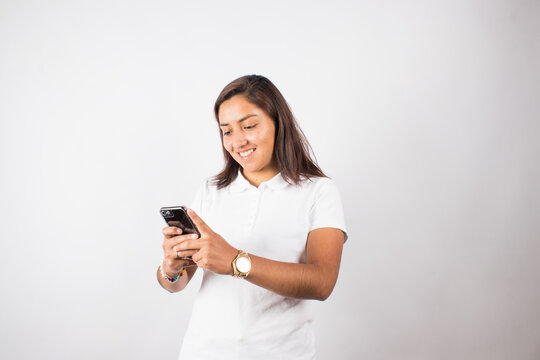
[218,95,278,181]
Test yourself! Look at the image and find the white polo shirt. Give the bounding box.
[179,171,347,360]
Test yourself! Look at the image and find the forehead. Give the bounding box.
[218,96,265,124]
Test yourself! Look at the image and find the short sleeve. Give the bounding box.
[309,178,348,242]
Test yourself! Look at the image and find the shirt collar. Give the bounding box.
[230,170,289,193]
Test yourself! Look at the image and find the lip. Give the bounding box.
[238,148,256,160]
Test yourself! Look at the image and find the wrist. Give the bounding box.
[229,248,238,276]
[160,259,185,283]
[231,250,252,279]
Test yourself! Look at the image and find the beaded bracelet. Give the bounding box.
[160,259,185,283]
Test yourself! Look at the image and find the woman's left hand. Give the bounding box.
[172,208,238,275]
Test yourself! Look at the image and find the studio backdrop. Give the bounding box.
[1,1,539,359]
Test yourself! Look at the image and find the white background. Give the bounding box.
[1,1,539,359]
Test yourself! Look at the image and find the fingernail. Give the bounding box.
[176,228,182,233]
[190,234,198,239]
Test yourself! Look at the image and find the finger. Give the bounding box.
[174,250,198,259]
[168,233,200,249]
[166,256,197,270]
[191,250,203,267]
[163,226,183,238]
[163,226,182,235]
[183,259,198,268]
[173,238,203,252]
[187,208,211,235]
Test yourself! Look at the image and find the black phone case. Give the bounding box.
[159,206,201,238]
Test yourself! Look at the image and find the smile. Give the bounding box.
[238,148,255,159]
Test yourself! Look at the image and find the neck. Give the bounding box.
[242,167,279,188]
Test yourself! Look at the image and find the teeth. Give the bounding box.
[239,149,254,157]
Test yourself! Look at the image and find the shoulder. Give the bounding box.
[297,176,345,213]
[297,176,341,195]
[190,177,225,215]
[197,177,217,194]
[286,176,344,208]
[197,176,231,197]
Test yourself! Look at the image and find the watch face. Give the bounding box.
[236,256,251,273]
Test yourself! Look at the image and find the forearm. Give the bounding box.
[157,266,198,293]
[245,255,337,301]
[171,214,345,299]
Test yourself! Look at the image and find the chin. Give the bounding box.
[241,165,258,173]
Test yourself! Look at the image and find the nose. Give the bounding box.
[231,131,248,150]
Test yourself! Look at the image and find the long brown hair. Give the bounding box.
[211,75,326,189]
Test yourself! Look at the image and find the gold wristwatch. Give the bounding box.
[232,250,252,279]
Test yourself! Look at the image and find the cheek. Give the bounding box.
[222,138,233,153]
[262,130,275,151]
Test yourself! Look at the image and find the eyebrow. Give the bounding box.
[219,114,257,127]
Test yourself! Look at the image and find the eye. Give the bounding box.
[222,130,231,136]
[245,124,257,130]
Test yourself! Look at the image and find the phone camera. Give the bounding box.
[161,209,173,218]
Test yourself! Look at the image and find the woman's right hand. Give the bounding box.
[162,226,198,276]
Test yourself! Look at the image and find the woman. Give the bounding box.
[158,75,347,360]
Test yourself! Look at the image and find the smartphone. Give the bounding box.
[160,206,200,259]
